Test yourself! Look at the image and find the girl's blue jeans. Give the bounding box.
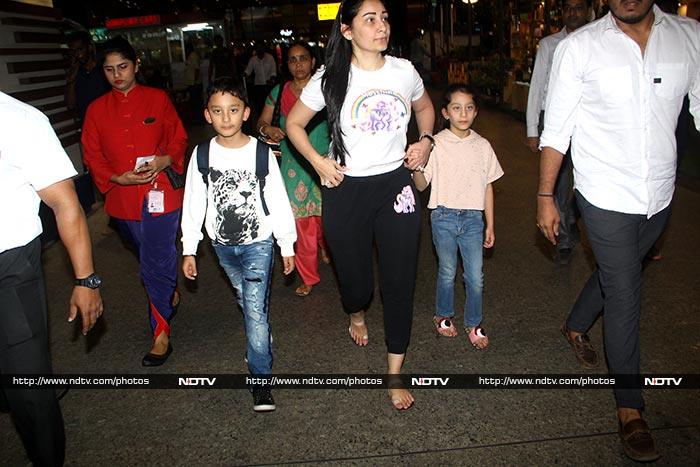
[430,206,484,328]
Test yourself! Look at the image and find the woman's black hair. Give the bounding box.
[288,41,314,62]
[206,76,249,107]
[99,36,137,63]
[441,83,480,129]
[286,41,317,76]
[322,0,387,165]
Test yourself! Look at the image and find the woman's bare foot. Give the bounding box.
[149,331,170,355]
[388,387,414,410]
[387,353,413,409]
[348,311,368,346]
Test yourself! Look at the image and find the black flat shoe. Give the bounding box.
[141,343,173,367]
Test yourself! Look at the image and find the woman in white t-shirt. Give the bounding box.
[286,0,435,410]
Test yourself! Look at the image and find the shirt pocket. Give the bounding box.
[596,66,633,104]
[652,62,687,100]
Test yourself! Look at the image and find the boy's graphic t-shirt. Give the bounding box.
[180,137,296,257]
[301,56,425,177]
[208,166,260,245]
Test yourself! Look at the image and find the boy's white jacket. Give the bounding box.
[180,136,296,257]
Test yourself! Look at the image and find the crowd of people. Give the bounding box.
[1,0,698,464]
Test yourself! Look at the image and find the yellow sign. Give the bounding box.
[317,3,341,21]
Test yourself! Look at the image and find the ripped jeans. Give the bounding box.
[213,236,274,375]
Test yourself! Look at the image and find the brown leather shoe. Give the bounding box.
[561,324,600,368]
[619,418,660,462]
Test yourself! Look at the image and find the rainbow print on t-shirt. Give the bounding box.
[350,89,408,134]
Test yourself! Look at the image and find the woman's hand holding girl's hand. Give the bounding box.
[404,138,432,171]
[313,155,345,188]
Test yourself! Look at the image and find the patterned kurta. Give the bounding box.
[267,82,329,218]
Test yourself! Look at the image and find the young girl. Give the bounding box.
[285,0,435,409]
[413,84,503,349]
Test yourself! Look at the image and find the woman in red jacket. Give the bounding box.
[82,36,187,366]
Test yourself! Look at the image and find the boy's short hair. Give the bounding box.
[206,77,249,107]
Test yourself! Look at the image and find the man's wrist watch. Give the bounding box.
[75,273,102,289]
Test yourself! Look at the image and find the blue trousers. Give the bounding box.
[115,204,180,338]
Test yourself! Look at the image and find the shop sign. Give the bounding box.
[317,3,341,21]
[106,15,161,30]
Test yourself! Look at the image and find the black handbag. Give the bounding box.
[164,166,186,190]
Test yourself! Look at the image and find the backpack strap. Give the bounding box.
[196,139,211,186]
[256,139,270,216]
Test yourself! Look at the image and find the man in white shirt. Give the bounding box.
[245,46,278,125]
[526,0,591,264]
[537,1,699,461]
[0,91,103,465]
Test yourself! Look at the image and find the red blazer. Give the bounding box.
[82,85,188,220]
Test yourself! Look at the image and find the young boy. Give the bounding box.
[181,77,296,412]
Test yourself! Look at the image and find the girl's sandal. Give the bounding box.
[465,326,489,349]
[433,316,458,337]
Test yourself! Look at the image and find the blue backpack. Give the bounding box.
[196,138,271,216]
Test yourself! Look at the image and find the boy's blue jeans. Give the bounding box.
[213,236,274,376]
[431,206,484,328]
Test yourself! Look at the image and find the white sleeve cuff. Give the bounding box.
[278,241,295,258]
[538,133,570,154]
[182,240,199,257]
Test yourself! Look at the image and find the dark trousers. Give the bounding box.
[115,204,180,338]
[0,237,65,466]
[322,167,421,354]
[539,110,579,250]
[567,192,670,408]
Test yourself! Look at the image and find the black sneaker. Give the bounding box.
[252,385,276,412]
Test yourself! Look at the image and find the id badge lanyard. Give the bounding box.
[147,181,165,213]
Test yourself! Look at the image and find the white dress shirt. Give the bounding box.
[540,6,700,217]
[526,28,568,137]
[245,53,277,86]
[0,92,77,253]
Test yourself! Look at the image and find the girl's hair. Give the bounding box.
[322,0,387,165]
[99,36,137,63]
[441,83,480,128]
